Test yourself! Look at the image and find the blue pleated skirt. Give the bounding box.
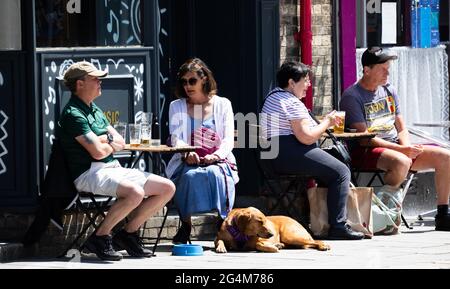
[171,162,235,219]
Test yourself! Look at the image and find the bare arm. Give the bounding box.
[350,116,423,158]
[106,125,126,152]
[75,131,114,160]
[394,115,411,146]
[290,111,339,145]
[350,121,403,149]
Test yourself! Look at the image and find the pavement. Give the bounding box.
[1,216,450,269]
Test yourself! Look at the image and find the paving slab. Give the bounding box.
[1,217,449,269]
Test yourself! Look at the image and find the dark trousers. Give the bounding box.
[270,135,350,227]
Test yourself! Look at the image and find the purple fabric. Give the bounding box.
[190,127,221,158]
[340,0,356,92]
[226,221,249,249]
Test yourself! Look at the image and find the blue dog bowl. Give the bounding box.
[172,244,204,256]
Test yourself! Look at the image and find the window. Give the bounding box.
[357,0,449,48]
[0,0,21,50]
[357,0,404,47]
[36,0,142,47]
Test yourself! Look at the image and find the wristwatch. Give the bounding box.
[106,132,114,144]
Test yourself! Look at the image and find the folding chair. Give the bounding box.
[137,206,170,255]
[241,125,311,225]
[47,139,166,257]
[60,192,115,257]
[258,156,310,224]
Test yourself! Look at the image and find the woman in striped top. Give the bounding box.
[261,61,364,240]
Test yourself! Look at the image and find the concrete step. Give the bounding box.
[29,209,220,259]
[0,207,221,262]
[140,209,219,244]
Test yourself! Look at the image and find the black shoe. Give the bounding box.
[83,234,123,261]
[112,229,152,257]
[435,214,450,231]
[327,224,365,240]
[173,222,191,244]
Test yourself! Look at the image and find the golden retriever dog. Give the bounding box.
[215,207,330,253]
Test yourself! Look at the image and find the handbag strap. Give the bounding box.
[382,85,392,97]
[215,162,231,214]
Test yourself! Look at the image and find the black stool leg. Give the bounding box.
[401,214,413,230]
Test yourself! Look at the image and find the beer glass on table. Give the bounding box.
[129,124,141,147]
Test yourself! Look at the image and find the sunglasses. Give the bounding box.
[180,77,200,86]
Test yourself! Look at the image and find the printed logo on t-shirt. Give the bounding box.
[364,95,397,141]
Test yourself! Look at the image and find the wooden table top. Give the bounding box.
[323,131,377,139]
[124,144,198,153]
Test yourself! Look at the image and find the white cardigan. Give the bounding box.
[165,95,239,183]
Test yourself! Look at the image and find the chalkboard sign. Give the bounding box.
[57,75,135,125]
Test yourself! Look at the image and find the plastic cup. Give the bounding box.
[135,112,153,127]
[334,111,346,134]
[128,124,141,147]
[113,122,127,142]
[140,123,151,146]
[151,139,161,146]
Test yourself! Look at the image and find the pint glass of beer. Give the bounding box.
[129,124,141,147]
[333,111,346,134]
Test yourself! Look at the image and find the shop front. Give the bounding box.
[0,0,281,210]
[0,0,160,209]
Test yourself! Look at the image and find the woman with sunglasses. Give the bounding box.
[166,58,239,244]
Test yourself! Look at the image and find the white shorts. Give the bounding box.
[74,160,151,197]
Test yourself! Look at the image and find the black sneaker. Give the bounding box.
[173,222,191,244]
[327,224,365,240]
[435,214,450,231]
[113,229,152,257]
[83,234,123,261]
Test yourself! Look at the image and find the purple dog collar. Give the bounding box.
[227,220,249,249]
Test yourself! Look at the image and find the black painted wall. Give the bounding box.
[0,53,36,208]
[165,0,280,195]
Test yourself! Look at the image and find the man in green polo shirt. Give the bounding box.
[58,61,175,261]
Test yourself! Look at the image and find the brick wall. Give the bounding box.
[279,0,334,114]
[280,0,300,63]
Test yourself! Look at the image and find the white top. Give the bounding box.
[165,95,239,183]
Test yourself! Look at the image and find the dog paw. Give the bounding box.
[215,246,228,253]
[257,244,279,253]
[269,246,280,253]
[274,243,285,250]
[318,242,330,251]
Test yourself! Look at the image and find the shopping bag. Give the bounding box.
[308,184,374,238]
[371,192,402,235]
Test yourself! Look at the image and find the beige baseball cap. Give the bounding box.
[63,61,108,81]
